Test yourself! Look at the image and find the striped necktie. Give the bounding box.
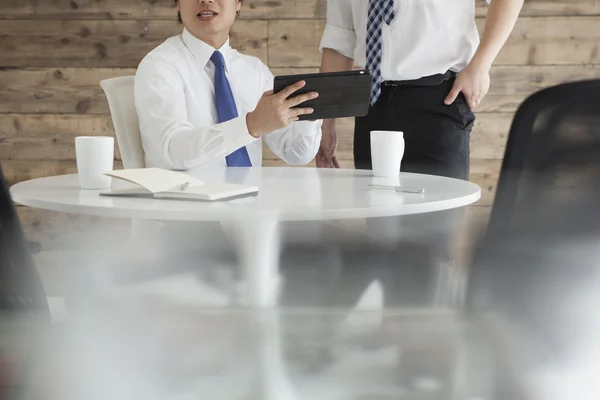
[366,0,396,106]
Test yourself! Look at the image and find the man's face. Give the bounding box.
[177,0,242,44]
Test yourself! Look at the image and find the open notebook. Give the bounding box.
[99,168,259,201]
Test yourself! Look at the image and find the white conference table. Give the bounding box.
[11,166,481,307]
[11,166,481,400]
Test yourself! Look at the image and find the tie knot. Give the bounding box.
[210,51,226,68]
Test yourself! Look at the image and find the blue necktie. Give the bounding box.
[366,0,396,106]
[210,51,252,167]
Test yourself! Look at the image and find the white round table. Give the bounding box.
[11,167,480,400]
[11,167,481,306]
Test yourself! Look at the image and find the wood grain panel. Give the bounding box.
[0,68,134,114]
[270,68,320,76]
[268,17,600,67]
[1,0,326,20]
[245,0,325,19]
[2,160,123,186]
[0,114,112,138]
[470,113,512,159]
[262,158,354,168]
[482,65,600,112]
[268,19,326,67]
[2,0,176,20]
[17,206,128,267]
[3,1,599,20]
[482,17,600,66]
[465,205,493,232]
[1,136,120,161]
[4,160,76,187]
[0,114,120,161]
[470,159,502,206]
[475,0,600,17]
[17,207,126,242]
[0,20,267,67]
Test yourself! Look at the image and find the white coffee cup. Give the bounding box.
[75,136,115,190]
[370,130,405,177]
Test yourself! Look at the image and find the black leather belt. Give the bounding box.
[382,70,457,87]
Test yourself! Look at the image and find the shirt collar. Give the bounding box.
[181,28,232,71]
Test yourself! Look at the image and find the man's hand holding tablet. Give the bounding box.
[246,80,319,137]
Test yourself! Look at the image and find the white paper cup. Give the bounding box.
[370,130,405,177]
[75,136,114,190]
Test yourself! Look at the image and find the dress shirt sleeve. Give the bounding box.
[319,0,357,59]
[134,55,256,170]
[260,65,322,165]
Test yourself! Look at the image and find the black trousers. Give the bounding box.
[354,74,475,180]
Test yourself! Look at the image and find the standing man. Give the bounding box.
[317,0,523,180]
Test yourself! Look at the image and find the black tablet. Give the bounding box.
[273,70,372,121]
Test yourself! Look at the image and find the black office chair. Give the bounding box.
[0,163,52,399]
[0,163,49,316]
[469,78,600,307]
[465,80,600,398]
[485,79,600,237]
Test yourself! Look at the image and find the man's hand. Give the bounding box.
[246,81,318,137]
[444,0,522,110]
[444,64,491,111]
[316,119,340,168]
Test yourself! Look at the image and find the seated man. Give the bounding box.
[134,0,321,170]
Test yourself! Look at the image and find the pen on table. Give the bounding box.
[368,184,425,194]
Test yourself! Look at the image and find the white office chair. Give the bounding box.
[99,76,145,169]
[100,76,164,240]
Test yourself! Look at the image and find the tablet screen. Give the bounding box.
[273,70,372,120]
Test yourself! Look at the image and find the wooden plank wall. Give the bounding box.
[2,0,600,271]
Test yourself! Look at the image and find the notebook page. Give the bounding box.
[105,168,204,193]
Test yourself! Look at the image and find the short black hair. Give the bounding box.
[174,1,242,24]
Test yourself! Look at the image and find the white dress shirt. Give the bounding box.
[320,0,488,81]
[134,28,322,171]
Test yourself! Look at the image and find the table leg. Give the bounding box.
[234,219,281,307]
[251,312,299,400]
[233,219,298,400]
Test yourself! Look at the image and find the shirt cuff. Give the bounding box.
[296,119,322,137]
[319,24,356,59]
[219,114,256,151]
[307,119,323,130]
